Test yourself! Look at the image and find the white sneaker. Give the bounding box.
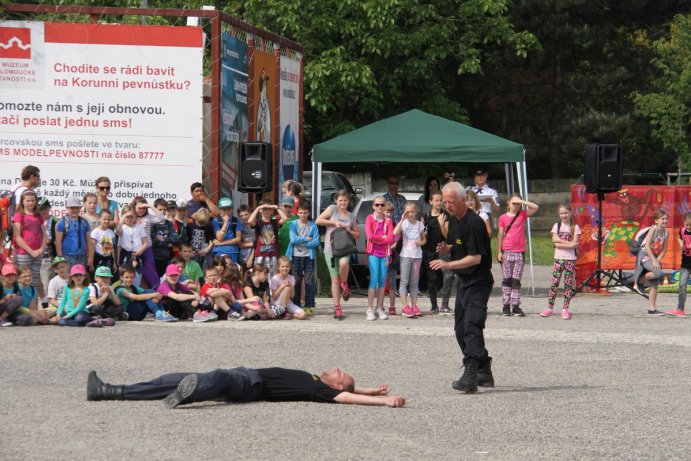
[366,309,377,321]
[376,308,388,320]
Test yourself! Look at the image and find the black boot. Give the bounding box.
[164,374,199,409]
[87,371,124,401]
[452,359,479,393]
[477,358,494,388]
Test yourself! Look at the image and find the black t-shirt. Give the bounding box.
[248,279,270,299]
[186,221,216,253]
[423,210,450,251]
[446,209,492,282]
[257,368,342,403]
[681,228,691,268]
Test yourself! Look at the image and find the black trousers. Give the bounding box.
[123,367,263,403]
[454,277,493,366]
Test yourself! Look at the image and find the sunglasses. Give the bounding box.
[98,186,111,191]
[373,203,386,207]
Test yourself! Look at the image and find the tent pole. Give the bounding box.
[312,160,322,294]
[517,157,535,297]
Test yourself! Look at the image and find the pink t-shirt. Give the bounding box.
[12,212,43,254]
[366,214,393,258]
[270,274,295,294]
[552,222,581,261]
[499,210,528,252]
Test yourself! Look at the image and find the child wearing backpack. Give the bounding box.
[365,196,395,321]
[631,209,669,315]
[56,195,93,269]
[286,203,319,316]
[393,202,426,318]
[0,264,26,326]
[315,190,359,320]
[542,205,581,320]
[667,212,691,316]
[12,190,47,301]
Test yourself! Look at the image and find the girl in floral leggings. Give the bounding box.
[542,205,580,320]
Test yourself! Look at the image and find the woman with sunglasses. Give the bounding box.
[94,176,120,229]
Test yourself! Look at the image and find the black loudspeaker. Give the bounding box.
[584,144,623,193]
[238,142,273,193]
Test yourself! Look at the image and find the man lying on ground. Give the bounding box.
[87,366,406,409]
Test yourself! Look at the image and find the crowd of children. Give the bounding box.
[2,165,685,327]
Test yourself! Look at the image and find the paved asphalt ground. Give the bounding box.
[3,264,691,460]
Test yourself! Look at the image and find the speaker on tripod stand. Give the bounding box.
[577,144,645,297]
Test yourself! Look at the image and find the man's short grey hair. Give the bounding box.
[442,181,466,199]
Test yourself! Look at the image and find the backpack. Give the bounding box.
[554,222,578,257]
[629,226,652,256]
[330,226,356,267]
[2,188,19,243]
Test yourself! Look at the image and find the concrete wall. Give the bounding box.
[345,172,577,233]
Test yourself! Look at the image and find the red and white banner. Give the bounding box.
[0,21,203,212]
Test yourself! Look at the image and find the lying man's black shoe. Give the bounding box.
[87,371,124,401]
[164,374,199,409]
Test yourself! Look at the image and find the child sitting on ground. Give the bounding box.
[88,266,126,321]
[53,264,114,327]
[116,264,177,322]
[156,264,202,321]
[242,264,277,320]
[178,243,203,291]
[200,265,244,320]
[270,256,307,320]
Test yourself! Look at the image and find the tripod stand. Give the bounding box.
[576,192,648,298]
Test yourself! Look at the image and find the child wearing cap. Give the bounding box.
[88,266,126,321]
[247,199,289,277]
[0,264,23,326]
[156,264,200,320]
[56,195,93,269]
[278,196,297,257]
[52,264,113,327]
[212,197,243,264]
[116,264,177,322]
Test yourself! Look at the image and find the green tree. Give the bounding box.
[226,0,538,159]
[634,14,691,172]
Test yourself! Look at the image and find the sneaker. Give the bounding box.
[647,309,665,316]
[366,309,377,321]
[540,309,553,318]
[155,310,178,322]
[512,306,525,317]
[561,309,571,320]
[228,311,245,321]
[304,307,312,316]
[341,283,351,302]
[333,306,344,320]
[402,306,415,318]
[439,307,453,315]
[665,309,685,317]
[412,306,422,317]
[85,319,103,328]
[193,309,213,323]
[377,308,389,320]
[429,307,439,315]
[633,285,649,298]
[0,318,13,327]
[389,306,397,316]
[164,374,198,409]
[118,312,129,321]
[502,305,512,316]
[100,318,115,326]
[206,310,218,321]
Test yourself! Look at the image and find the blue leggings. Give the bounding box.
[368,255,388,290]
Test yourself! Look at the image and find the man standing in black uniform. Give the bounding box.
[430,182,494,393]
[87,366,405,408]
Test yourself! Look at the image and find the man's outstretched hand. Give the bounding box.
[385,396,405,407]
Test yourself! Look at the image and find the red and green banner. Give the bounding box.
[572,185,691,287]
